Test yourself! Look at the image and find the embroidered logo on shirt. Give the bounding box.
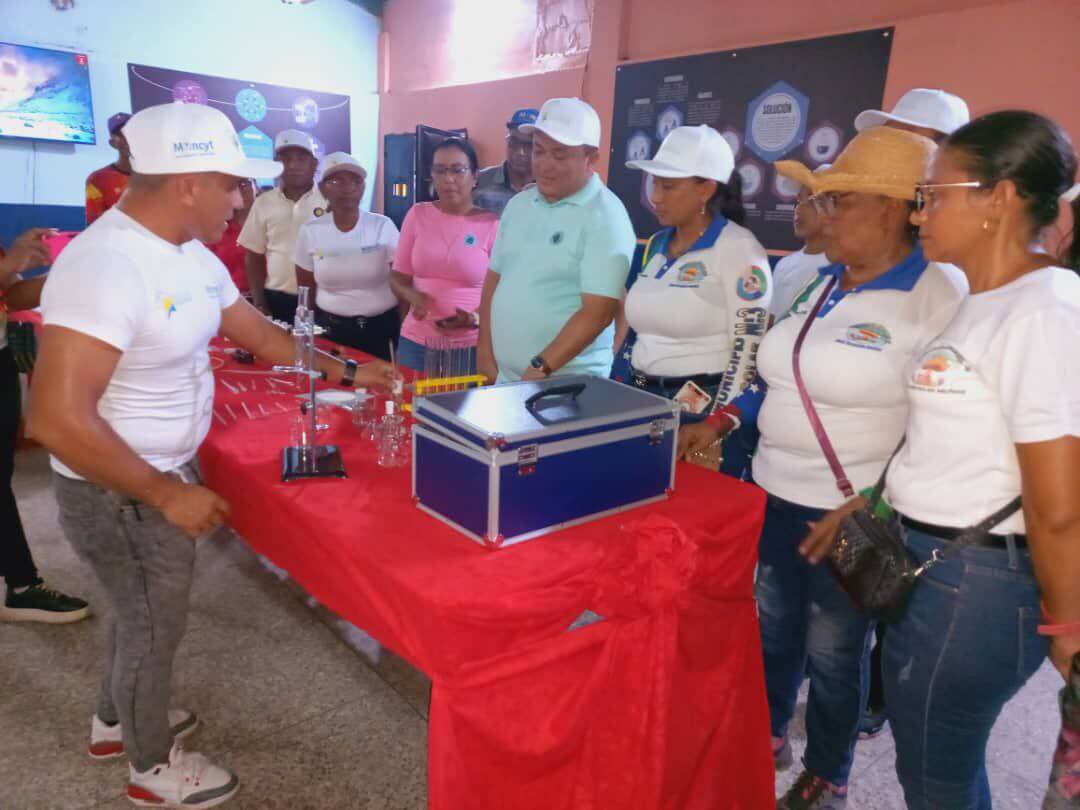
[464,234,477,246]
[675,261,707,286]
[551,232,564,245]
[910,347,973,393]
[835,322,892,351]
[736,266,768,301]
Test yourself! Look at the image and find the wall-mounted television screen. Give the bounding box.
[0,42,96,145]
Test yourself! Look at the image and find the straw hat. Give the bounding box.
[775,127,937,201]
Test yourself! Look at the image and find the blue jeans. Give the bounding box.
[397,335,477,375]
[884,527,1048,809]
[54,463,201,771]
[756,492,874,786]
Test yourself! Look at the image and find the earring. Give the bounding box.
[982,220,990,231]
[700,203,707,216]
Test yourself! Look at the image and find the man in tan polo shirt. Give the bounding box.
[238,129,327,323]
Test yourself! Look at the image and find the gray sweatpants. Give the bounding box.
[54,462,198,772]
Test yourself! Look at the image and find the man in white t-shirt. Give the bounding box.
[238,129,327,323]
[770,164,831,321]
[28,102,395,808]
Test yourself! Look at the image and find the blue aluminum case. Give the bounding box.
[412,375,680,548]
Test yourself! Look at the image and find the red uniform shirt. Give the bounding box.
[85,165,129,225]
[209,218,250,294]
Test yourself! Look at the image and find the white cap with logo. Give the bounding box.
[275,129,317,157]
[124,102,282,178]
[321,152,366,180]
[519,98,601,148]
[626,125,735,184]
[855,88,970,136]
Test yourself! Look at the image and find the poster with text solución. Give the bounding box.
[128,63,350,183]
[609,28,893,251]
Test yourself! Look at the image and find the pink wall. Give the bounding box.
[377,0,1080,209]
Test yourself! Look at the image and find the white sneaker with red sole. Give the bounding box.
[89,710,199,761]
[128,742,239,808]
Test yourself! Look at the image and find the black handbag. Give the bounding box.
[830,461,1022,623]
[828,443,924,623]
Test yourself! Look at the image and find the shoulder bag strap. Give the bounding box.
[951,496,1024,546]
[864,437,905,512]
[791,274,856,498]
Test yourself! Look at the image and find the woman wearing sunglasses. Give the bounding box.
[680,127,968,809]
[390,137,498,374]
[293,152,401,360]
[809,110,1080,808]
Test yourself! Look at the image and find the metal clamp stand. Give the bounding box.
[275,287,347,482]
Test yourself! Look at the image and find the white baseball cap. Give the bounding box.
[275,129,316,157]
[855,88,970,136]
[124,102,282,178]
[321,152,366,180]
[626,125,735,184]
[519,98,601,148]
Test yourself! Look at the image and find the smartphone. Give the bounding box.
[41,230,79,262]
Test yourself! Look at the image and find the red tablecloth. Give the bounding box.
[199,348,774,809]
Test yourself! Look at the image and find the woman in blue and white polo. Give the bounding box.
[680,127,968,808]
[616,125,771,475]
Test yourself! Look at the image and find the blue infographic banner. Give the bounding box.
[128,63,350,183]
[609,28,893,250]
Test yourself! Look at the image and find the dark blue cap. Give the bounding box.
[107,112,131,135]
[507,108,540,130]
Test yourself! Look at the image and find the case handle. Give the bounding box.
[525,383,586,417]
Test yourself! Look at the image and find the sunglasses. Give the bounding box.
[914,181,983,212]
[807,191,855,215]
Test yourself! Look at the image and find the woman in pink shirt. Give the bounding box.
[391,138,499,373]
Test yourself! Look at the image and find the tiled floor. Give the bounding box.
[1,448,1063,808]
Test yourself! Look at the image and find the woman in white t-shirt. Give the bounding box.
[804,111,1080,808]
[770,164,832,322]
[615,126,771,477]
[294,152,400,360]
[679,128,967,808]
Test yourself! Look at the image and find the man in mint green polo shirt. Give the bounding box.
[478,98,636,383]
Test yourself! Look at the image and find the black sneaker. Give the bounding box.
[779,771,848,810]
[858,707,888,740]
[1,582,90,624]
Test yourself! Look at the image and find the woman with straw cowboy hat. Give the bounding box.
[678,126,968,809]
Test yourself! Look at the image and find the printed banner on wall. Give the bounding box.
[609,28,893,251]
[127,63,350,182]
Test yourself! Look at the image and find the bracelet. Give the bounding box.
[1038,602,1080,637]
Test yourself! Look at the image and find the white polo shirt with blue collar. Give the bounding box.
[489,174,636,381]
[624,215,771,405]
[748,247,968,509]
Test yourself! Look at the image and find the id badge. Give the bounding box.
[673,380,712,414]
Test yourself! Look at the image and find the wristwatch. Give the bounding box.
[529,355,552,376]
[342,358,358,387]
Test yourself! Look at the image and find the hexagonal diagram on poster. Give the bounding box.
[609,28,893,251]
[127,63,350,186]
